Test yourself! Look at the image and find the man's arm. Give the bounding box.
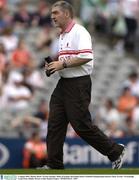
[63,57,92,68]
[46,57,92,73]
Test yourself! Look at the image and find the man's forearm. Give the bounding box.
[47,57,92,73]
[64,57,92,68]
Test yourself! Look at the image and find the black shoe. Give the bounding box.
[112,144,126,169]
[37,165,51,169]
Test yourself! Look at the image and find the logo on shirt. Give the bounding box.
[66,42,70,48]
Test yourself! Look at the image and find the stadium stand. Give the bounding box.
[0,0,139,139]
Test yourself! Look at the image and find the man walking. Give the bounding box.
[41,1,125,169]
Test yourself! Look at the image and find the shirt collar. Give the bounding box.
[61,20,75,34]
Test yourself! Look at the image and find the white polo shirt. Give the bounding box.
[58,21,94,78]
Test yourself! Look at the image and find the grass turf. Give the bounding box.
[0,169,139,174]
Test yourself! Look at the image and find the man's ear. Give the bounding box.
[65,9,70,18]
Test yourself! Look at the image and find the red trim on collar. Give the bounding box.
[62,20,75,34]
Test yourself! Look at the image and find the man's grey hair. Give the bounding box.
[52,1,74,18]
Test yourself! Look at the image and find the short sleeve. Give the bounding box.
[76,26,94,59]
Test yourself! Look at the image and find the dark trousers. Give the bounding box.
[46,76,123,169]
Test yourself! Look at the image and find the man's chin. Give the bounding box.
[54,24,60,28]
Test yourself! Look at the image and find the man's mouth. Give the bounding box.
[53,19,57,23]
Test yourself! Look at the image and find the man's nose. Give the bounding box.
[51,14,55,19]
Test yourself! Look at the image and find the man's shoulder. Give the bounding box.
[74,23,86,30]
[73,23,90,35]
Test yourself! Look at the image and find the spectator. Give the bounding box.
[122,116,138,136]
[10,39,33,69]
[0,0,6,9]
[117,87,137,118]
[35,24,54,53]
[3,71,32,113]
[94,0,109,34]
[105,121,124,138]
[0,27,18,54]
[80,0,96,28]
[13,2,32,27]
[96,98,122,130]
[108,0,126,52]
[0,9,13,33]
[21,64,45,92]
[122,71,139,97]
[39,118,48,140]
[0,43,6,87]
[31,0,51,27]
[122,0,139,51]
[34,99,49,121]
[11,116,41,138]
[132,97,139,132]
[0,82,6,110]
[23,132,47,168]
[32,99,49,140]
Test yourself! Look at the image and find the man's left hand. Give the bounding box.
[47,61,64,73]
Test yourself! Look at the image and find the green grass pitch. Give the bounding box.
[0,168,139,174]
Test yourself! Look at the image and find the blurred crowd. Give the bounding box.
[95,71,139,138]
[80,0,139,56]
[0,0,55,112]
[79,0,139,138]
[0,0,139,168]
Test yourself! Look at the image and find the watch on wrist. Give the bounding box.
[63,61,67,68]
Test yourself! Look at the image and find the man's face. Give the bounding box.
[51,6,68,28]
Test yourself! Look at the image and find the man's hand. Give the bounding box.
[47,61,64,73]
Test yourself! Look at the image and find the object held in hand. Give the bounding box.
[44,56,54,77]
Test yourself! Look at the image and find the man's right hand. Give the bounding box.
[45,62,55,77]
